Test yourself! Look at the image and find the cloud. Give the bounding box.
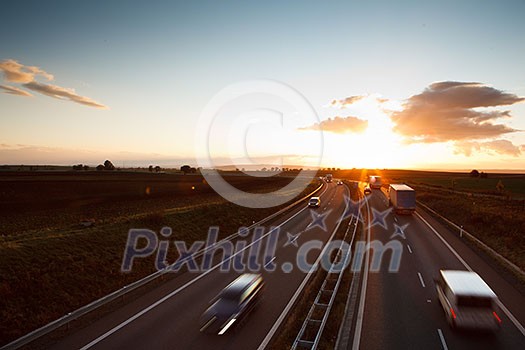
[391,81,523,143]
[329,95,367,108]
[299,116,368,134]
[0,84,33,97]
[23,81,108,109]
[0,59,53,83]
[454,139,522,157]
[0,59,107,109]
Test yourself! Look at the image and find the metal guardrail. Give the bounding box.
[2,182,324,350]
[292,183,360,350]
[416,200,525,279]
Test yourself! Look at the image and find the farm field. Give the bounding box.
[0,171,319,344]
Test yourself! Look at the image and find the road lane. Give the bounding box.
[357,189,525,349]
[52,182,348,350]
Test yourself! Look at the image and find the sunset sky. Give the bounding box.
[1,0,524,170]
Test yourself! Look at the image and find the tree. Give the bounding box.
[469,169,480,178]
[155,166,161,173]
[181,165,191,174]
[104,160,115,171]
[148,165,153,172]
[73,164,83,171]
[83,165,89,171]
[480,172,488,178]
[96,164,105,171]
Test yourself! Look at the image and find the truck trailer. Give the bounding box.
[389,184,416,214]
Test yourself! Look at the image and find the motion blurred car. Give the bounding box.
[200,274,264,335]
[435,270,501,331]
[364,186,372,194]
[308,196,321,207]
[337,181,343,185]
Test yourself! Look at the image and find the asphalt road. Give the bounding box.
[51,182,348,350]
[355,188,525,349]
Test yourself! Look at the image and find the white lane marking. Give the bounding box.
[437,329,448,350]
[415,211,525,337]
[407,244,413,254]
[257,184,350,350]
[417,272,426,288]
[218,318,236,335]
[264,257,276,268]
[79,187,332,350]
[352,195,371,350]
[394,216,398,223]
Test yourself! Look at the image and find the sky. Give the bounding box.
[1,0,524,170]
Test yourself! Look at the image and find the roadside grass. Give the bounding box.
[415,187,525,271]
[0,174,319,345]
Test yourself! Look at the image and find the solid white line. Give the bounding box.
[218,318,236,335]
[437,329,448,350]
[264,257,276,268]
[415,211,525,337]
[351,196,371,350]
[79,187,330,350]
[257,184,348,350]
[407,244,413,254]
[417,272,426,288]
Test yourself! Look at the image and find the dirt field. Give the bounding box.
[0,171,317,345]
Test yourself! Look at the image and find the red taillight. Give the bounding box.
[493,311,502,323]
[450,308,457,319]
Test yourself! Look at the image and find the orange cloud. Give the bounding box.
[23,81,108,109]
[0,59,53,83]
[0,58,107,109]
[0,84,33,97]
[330,95,367,108]
[391,81,523,143]
[299,116,368,134]
[454,139,522,157]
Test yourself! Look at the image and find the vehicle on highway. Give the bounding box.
[364,186,372,194]
[325,173,333,183]
[369,175,382,189]
[388,184,416,214]
[337,180,343,185]
[435,270,501,331]
[200,274,265,335]
[308,196,321,207]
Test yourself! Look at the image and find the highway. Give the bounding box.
[42,181,525,349]
[51,181,349,350]
[352,188,525,349]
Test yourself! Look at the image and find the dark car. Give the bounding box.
[200,274,264,335]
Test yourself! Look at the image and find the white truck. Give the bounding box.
[369,175,382,189]
[389,184,416,214]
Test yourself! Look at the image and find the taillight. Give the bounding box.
[450,308,457,319]
[493,311,502,323]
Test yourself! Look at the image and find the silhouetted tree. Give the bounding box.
[480,172,488,178]
[469,169,480,178]
[73,164,83,171]
[83,165,89,171]
[155,166,161,173]
[181,165,191,174]
[96,164,105,171]
[104,160,115,171]
[148,165,153,172]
